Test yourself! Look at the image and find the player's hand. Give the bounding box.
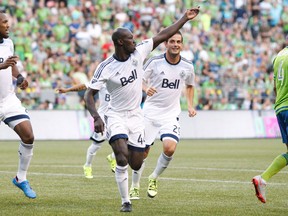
[188,107,197,117]
[186,6,200,20]
[94,116,105,134]
[146,87,157,97]
[55,88,67,93]
[0,56,18,69]
[16,74,29,90]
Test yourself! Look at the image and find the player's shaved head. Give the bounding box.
[112,28,131,46]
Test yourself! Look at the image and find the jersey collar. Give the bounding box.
[164,53,181,65]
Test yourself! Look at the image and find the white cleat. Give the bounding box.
[252,175,267,203]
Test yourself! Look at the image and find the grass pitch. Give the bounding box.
[0,139,287,216]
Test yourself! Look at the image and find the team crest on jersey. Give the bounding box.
[180,70,186,79]
[132,59,138,66]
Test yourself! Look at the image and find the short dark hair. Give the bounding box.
[166,30,183,43]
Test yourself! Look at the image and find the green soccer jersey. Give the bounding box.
[274,46,288,114]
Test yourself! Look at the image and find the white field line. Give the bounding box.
[1,164,288,174]
[0,170,286,186]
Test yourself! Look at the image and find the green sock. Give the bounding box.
[261,153,288,182]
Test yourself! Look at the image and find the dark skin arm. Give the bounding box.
[84,87,105,133]
[0,55,18,70]
[0,56,28,90]
[152,7,200,50]
[12,64,29,90]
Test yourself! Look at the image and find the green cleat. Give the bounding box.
[83,165,93,179]
[129,187,140,200]
[106,154,116,173]
[147,177,158,198]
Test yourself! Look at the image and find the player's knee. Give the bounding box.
[116,154,128,166]
[130,162,142,171]
[164,148,175,157]
[22,133,34,144]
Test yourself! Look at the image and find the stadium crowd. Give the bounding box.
[1,0,286,110]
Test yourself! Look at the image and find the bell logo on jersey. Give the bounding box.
[0,58,3,63]
[120,69,137,86]
[161,79,180,89]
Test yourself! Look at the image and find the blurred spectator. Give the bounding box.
[6,0,288,110]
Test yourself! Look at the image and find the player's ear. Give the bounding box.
[117,39,123,46]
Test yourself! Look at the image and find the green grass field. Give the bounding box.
[0,139,287,216]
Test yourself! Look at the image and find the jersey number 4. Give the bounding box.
[138,134,144,145]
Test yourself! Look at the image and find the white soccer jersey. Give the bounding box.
[89,39,153,112]
[143,53,195,120]
[97,85,110,115]
[0,38,15,100]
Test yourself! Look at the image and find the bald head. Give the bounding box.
[0,11,9,39]
[112,28,132,46]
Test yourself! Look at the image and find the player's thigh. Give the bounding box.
[277,111,288,144]
[144,118,159,146]
[3,96,33,140]
[127,111,146,149]
[159,118,180,144]
[105,111,129,143]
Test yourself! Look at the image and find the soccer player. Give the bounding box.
[56,83,117,177]
[84,7,200,212]
[129,31,197,200]
[252,44,288,204]
[0,11,36,199]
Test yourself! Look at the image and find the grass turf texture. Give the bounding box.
[0,139,287,216]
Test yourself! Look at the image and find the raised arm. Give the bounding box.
[152,7,200,50]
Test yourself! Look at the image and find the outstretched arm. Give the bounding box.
[152,7,200,50]
[56,83,87,93]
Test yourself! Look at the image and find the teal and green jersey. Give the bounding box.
[274,46,288,114]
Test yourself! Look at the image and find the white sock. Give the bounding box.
[150,152,172,179]
[85,142,102,167]
[115,165,130,204]
[17,141,33,182]
[131,160,145,188]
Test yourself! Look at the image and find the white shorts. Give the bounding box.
[104,108,145,151]
[144,116,180,146]
[0,94,30,129]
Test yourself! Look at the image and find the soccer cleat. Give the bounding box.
[12,177,36,199]
[106,154,116,173]
[252,175,267,203]
[129,187,140,200]
[120,202,132,212]
[147,177,158,198]
[83,165,93,179]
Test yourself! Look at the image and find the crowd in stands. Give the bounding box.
[1,0,287,110]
